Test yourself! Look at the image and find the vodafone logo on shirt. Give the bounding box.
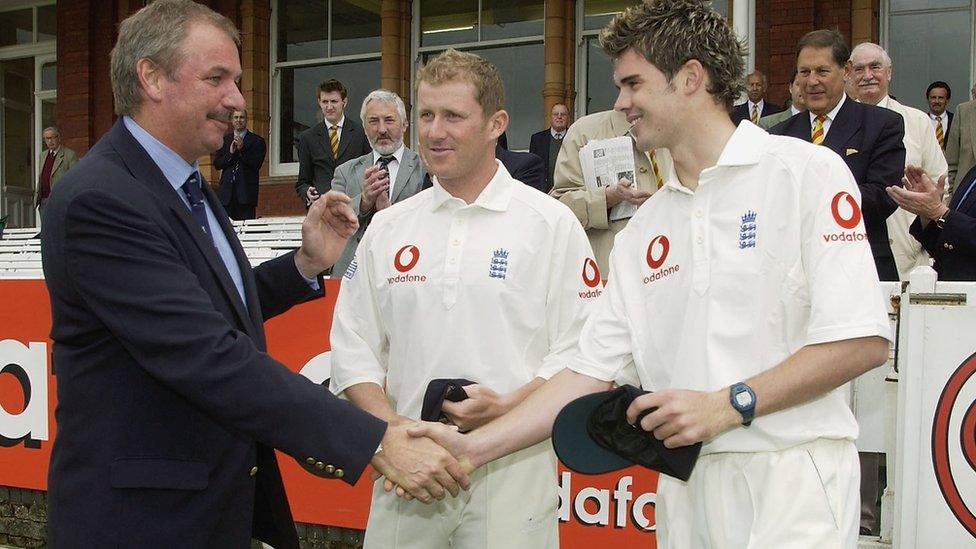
[643,235,679,285]
[823,191,867,243]
[579,258,603,299]
[388,244,427,284]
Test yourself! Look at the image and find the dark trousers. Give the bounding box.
[224,196,256,221]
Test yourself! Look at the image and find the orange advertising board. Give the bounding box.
[0,278,657,545]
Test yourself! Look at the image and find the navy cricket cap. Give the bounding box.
[420,378,476,424]
[552,385,701,481]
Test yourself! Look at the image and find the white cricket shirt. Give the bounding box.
[570,122,892,454]
[330,161,601,419]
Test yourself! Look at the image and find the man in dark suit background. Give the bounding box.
[731,70,782,125]
[770,29,906,281]
[926,81,953,150]
[39,2,467,547]
[890,165,976,281]
[295,79,372,207]
[213,109,266,220]
[422,145,546,192]
[528,103,571,192]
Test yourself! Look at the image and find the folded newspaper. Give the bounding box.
[579,136,638,222]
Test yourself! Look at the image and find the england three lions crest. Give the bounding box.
[739,210,757,249]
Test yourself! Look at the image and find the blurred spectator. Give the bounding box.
[213,109,266,220]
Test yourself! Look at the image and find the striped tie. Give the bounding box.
[811,115,827,145]
[329,124,339,158]
[751,104,759,124]
[936,117,945,149]
[649,149,664,189]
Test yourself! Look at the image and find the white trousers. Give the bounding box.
[363,440,559,549]
[656,438,860,549]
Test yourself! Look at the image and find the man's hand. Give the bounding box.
[605,177,652,208]
[295,190,358,277]
[305,186,321,206]
[359,165,391,213]
[441,384,513,432]
[626,388,739,449]
[887,165,949,224]
[230,135,243,153]
[370,421,471,503]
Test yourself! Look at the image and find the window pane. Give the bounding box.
[888,10,971,114]
[276,0,329,61]
[41,61,56,91]
[474,44,544,151]
[278,59,381,164]
[37,4,56,42]
[711,0,728,17]
[331,0,381,57]
[890,0,969,12]
[481,0,544,41]
[421,0,478,47]
[0,9,34,47]
[583,0,632,31]
[585,38,616,115]
[1,58,34,190]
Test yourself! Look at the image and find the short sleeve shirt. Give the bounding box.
[330,161,601,419]
[569,123,892,454]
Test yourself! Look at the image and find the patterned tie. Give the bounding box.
[811,115,827,145]
[329,124,339,159]
[751,104,759,124]
[377,155,394,197]
[649,149,665,189]
[181,172,215,247]
[935,117,945,149]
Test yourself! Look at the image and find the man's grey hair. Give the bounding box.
[360,89,407,124]
[42,126,61,137]
[748,70,768,86]
[850,42,892,67]
[110,0,239,116]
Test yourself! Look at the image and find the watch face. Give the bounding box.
[734,390,754,407]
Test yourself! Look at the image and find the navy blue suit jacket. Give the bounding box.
[295,118,372,203]
[214,131,266,206]
[529,129,558,192]
[910,164,976,281]
[40,120,386,548]
[495,144,546,192]
[770,97,906,280]
[731,101,783,125]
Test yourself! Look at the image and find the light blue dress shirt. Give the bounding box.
[123,116,249,305]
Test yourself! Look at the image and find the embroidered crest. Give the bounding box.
[489,249,509,280]
[739,210,757,249]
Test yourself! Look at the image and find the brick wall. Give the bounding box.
[256,180,307,217]
[0,486,365,549]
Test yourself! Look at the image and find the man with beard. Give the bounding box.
[330,90,427,277]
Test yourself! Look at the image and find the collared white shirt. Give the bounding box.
[569,122,891,454]
[372,144,405,199]
[930,111,949,132]
[330,161,600,418]
[789,106,801,116]
[550,128,566,140]
[326,115,345,141]
[809,93,846,137]
[234,129,248,140]
[748,99,765,119]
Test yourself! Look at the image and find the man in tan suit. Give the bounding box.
[550,109,671,273]
[37,126,78,214]
[946,99,976,196]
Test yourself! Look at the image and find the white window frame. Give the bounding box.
[270,0,382,177]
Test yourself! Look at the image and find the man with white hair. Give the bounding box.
[848,40,947,536]
[849,42,947,280]
[330,89,427,277]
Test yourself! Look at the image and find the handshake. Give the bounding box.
[364,382,514,503]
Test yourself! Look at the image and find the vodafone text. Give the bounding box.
[643,264,680,285]
[822,230,868,243]
[557,471,656,531]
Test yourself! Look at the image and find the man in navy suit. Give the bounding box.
[770,29,906,281]
[39,2,467,547]
[731,71,782,125]
[295,79,373,207]
[528,103,571,192]
[422,144,546,192]
[926,81,953,150]
[214,109,266,220]
[890,165,976,281]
